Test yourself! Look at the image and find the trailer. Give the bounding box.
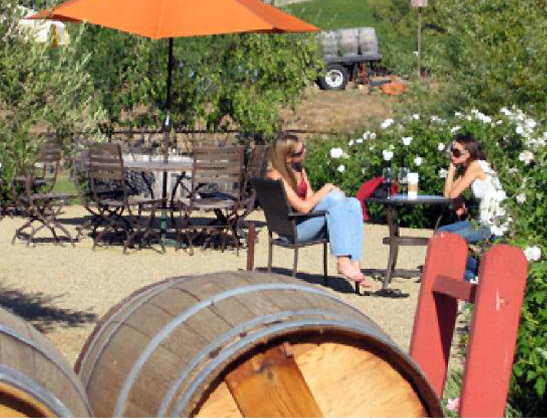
[317,27,382,90]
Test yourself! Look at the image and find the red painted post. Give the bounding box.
[459,244,528,417]
[410,232,469,396]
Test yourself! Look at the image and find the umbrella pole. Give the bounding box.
[163,37,174,164]
[160,38,174,241]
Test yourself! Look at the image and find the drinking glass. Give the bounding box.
[382,167,393,197]
[398,167,410,196]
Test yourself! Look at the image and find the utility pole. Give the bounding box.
[411,0,428,81]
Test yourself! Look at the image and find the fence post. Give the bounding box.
[410,233,528,417]
[459,244,527,417]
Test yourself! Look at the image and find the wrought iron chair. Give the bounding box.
[171,146,244,254]
[88,143,164,254]
[252,178,329,283]
[12,139,76,246]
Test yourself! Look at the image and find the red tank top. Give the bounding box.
[296,179,308,199]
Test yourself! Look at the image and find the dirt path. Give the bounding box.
[280,84,395,133]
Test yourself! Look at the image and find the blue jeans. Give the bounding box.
[296,190,363,262]
[437,220,492,245]
[437,220,492,281]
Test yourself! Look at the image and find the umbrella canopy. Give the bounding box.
[30,0,319,39]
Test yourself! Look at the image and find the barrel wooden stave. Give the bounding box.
[0,308,91,417]
[78,271,441,417]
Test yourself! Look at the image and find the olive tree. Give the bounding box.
[0,1,105,185]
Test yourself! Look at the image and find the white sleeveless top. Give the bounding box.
[471,160,506,228]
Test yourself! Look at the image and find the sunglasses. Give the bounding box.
[450,145,469,158]
[292,144,306,158]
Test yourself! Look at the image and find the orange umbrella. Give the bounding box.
[31,0,319,160]
[31,0,319,39]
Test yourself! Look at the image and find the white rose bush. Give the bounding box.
[305,107,546,411]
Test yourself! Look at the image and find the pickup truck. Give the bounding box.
[317,27,382,90]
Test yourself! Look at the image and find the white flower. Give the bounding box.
[348,140,355,146]
[450,126,461,134]
[516,193,526,204]
[497,120,503,125]
[524,246,541,262]
[508,167,519,174]
[438,168,448,178]
[412,114,420,120]
[380,118,394,129]
[516,125,525,136]
[402,136,413,146]
[369,132,377,139]
[362,131,371,139]
[414,156,423,166]
[431,115,440,122]
[356,138,363,144]
[455,111,462,117]
[500,107,511,116]
[342,151,350,159]
[329,148,343,159]
[495,190,507,201]
[525,119,537,129]
[518,150,534,165]
[337,164,345,173]
[446,398,460,412]
[437,143,446,151]
[369,146,375,151]
[382,150,394,161]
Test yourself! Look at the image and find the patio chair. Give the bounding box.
[232,144,269,238]
[88,143,165,254]
[11,139,76,246]
[71,147,108,241]
[252,178,330,285]
[171,146,244,254]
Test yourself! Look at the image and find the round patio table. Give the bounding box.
[365,194,451,291]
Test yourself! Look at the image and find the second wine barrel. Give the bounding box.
[75,271,442,417]
[0,307,92,417]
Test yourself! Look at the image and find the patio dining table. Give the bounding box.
[366,194,451,291]
[124,157,193,242]
[123,156,193,203]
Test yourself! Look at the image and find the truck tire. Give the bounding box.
[318,64,350,90]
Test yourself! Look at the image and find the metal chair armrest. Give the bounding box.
[289,210,327,219]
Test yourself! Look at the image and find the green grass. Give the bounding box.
[286,0,380,30]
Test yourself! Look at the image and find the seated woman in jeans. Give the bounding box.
[438,133,506,280]
[267,133,370,287]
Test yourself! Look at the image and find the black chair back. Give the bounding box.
[252,178,295,239]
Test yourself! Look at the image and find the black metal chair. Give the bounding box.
[252,178,328,283]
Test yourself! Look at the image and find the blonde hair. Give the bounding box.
[269,133,300,192]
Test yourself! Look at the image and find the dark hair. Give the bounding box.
[453,132,487,161]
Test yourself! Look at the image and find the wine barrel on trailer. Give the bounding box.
[0,307,92,417]
[75,271,442,417]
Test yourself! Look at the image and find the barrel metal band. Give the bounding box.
[158,309,370,416]
[113,283,347,416]
[0,364,73,417]
[0,324,93,415]
[172,318,396,417]
[79,275,199,386]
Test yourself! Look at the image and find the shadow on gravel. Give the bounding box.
[255,266,358,295]
[0,283,97,333]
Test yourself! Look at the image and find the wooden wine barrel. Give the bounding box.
[75,271,442,417]
[0,307,92,417]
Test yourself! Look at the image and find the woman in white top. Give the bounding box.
[438,133,506,279]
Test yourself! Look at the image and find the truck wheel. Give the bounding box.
[318,64,350,90]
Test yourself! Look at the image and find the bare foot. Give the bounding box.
[351,260,372,288]
[337,257,364,283]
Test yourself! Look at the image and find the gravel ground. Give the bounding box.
[0,205,433,366]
